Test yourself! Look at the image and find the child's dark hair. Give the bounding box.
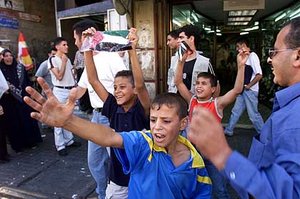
[236,37,249,47]
[115,70,134,86]
[151,93,188,119]
[168,29,179,39]
[51,37,67,50]
[197,72,218,87]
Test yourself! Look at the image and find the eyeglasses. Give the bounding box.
[268,48,296,59]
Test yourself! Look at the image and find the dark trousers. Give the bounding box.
[0,117,8,160]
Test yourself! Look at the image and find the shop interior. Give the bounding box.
[171,0,300,107]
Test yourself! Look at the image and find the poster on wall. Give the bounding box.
[0,10,19,29]
[137,50,155,80]
[0,0,24,11]
[134,0,154,49]
[145,82,156,101]
[137,22,154,48]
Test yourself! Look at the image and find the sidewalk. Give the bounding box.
[0,108,96,199]
[0,107,260,199]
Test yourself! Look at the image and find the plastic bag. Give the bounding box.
[80,31,132,52]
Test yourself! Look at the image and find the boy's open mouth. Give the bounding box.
[154,133,166,142]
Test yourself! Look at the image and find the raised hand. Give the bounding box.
[237,47,250,67]
[127,28,138,49]
[82,27,97,38]
[23,77,76,127]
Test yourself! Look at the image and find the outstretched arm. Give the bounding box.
[128,28,151,116]
[174,52,193,103]
[217,50,246,111]
[24,77,123,148]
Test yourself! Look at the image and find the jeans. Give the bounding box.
[225,89,264,134]
[205,159,231,199]
[53,87,74,151]
[88,110,110,199]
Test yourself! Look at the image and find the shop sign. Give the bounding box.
[0,12,19,29]
[18,12,41,23]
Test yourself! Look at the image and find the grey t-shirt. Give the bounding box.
[35,60,53,88]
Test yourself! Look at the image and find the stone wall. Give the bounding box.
[0,0,56,66]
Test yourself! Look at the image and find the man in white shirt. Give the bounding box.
[48,37,79,156]
[224,38,264,136]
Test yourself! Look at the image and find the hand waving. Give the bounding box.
[23,77,76,127]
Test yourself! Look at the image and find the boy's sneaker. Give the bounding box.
[58,148,68,156]
[67,141,81,148]
[224,131,234,137]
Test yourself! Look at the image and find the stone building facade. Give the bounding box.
[0,0,56,66]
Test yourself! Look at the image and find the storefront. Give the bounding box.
[167,0,300,107]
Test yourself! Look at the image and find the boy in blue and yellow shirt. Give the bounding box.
[25,86,212,198]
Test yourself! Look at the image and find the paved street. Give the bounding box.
[0,107,257,199]
[0,108,96,199]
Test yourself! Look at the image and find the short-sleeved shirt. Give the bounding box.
[102,93,149,186]
[244,52,262,92]
[35,60,53,88]
[48,55,76,87]
[189,96,222,123]
[183,58,196,90]
[114,131,212,198]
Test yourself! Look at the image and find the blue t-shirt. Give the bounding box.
[102,93,149,186]
[115,131,212,199]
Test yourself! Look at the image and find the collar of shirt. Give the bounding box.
[116,98,139,114]
[141,131,205,169]
[273,82,300,112]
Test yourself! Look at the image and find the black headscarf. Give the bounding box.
[0,49,20,88]
[0,49,30,99]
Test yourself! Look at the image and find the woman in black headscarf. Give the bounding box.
[0,49,42,154]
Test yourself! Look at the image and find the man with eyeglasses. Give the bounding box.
[188,17,300,198]
[224,37,264,137]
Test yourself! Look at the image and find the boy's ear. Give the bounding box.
[180,116,188,131]
[133,87,138,94]
[211,86,216,94]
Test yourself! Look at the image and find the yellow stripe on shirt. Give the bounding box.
[197,175,212,185]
